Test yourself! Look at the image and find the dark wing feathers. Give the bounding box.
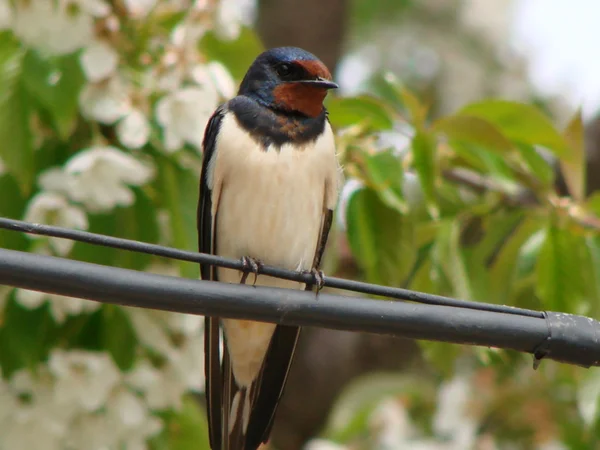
[199,103,335,450]
[244,325,300,449]
[198,105,226,450]
[312,209,333,270]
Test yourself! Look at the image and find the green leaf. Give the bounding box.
[381,72,427,128]
[432,220,472,299]
[114,188,160,270]
[419,341,463,376]
[560,109,586,202]
[22,50,85,140]
[101,305,137,371]
[411,131,438,218]
[587,192,600,218]
[0,295,58,378]
[0,32,34,192]
[516,228,545,285]
[71,213,120,266]
[432,114,514,153]
[157,158,199,279]
[71,190,159,270]
[488,216,542,305]
[345,187,416,286]
[199,27,264,81]
[150,396,210,450]
[517,143,555,188]
[462,212,526,303]
[585,236,600,318]
[363,148,407,213]
[327,95,395,130]
[450,141,520,191]
[0,173,28,251]
[461,100,570,160]
[536,225,589,312]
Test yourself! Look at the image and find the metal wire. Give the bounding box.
[0,247,599,368]
[0,217,543,318]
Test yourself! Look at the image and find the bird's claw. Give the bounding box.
[304,268,326,292]
[240,256,262,286]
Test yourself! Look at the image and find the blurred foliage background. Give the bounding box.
[0,0,599,449]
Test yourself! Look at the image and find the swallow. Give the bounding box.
[197,47,341,450]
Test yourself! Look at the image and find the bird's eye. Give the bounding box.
[276,63,293,78]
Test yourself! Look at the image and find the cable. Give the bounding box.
[0,216,543,318]
[0,247,597,368]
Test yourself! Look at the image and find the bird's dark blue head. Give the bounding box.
[238,47,338,118]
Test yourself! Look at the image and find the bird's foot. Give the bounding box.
[303,268,326,292]
[240,256,262,286]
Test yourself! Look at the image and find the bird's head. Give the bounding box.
[238,47,338,118]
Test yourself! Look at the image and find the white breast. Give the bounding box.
[208,112,340,386]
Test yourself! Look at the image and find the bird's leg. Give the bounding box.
[239,256,262,286]
[303,267,326,292]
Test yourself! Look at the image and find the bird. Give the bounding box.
[197,46,341,450]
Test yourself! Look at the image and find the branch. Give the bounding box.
[444,169,600,231]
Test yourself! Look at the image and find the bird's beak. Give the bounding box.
[298,77,339,90]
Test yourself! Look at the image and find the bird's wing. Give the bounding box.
[198,104,226,450]
[199,105,263,450]
[243,207,335,450]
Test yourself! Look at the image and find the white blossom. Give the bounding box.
[23,192,88,255]
[127,359,185,410]
[0,0,11,30]
[0,377,19,429]
[369,399,415,449]
[128,308,174,355]
[12,0,97,55]
[155,65,185,92]
[577,370,600,426]
[336,179,364,231]
[95,387,163,448]
[304,440,349,450]
[64,146,154,211]
[0,349,160,450]
[432,375,477,449]
[191,61,236,99]
[80,76,132,124]
[214,0,243,41]
[166,333,205,392]
[65,413,119,450]
[152,21,209,92]
[15,289,100,323]
[117,109,151,149]
[78,0,112,17]
[80,40,120,82]
[126,331,204,411]
[48,350,121,412]
[166,311,204,336]
[155,86,218,151]
[127,307,204,393]
[171,21,207,50]
[39,167,71,194]
[4,371,75,450]
[126,360,162,396]
[124,0,158,18]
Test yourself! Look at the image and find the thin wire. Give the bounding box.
[0,216,543,318]
[2,246,599,368]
